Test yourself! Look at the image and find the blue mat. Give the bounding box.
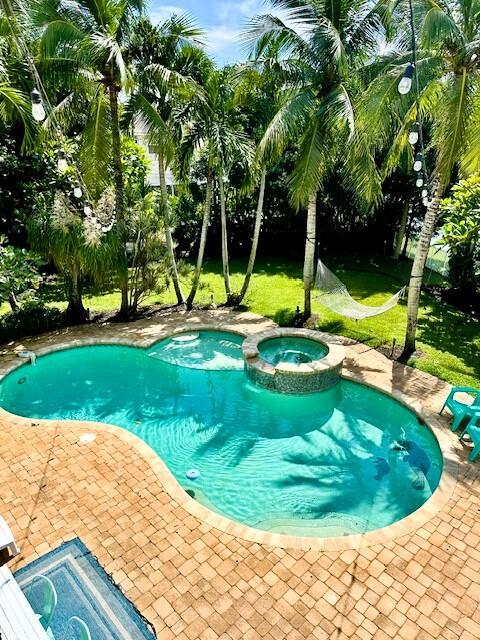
[15,538,156,640]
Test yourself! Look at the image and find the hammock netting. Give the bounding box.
[315,259,406,320]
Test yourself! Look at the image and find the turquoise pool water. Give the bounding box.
[259,336,329,366]
[0,331,442,536]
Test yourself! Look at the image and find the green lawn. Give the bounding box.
[4,255,479,389]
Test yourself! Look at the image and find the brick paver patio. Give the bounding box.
[0,310,479,639]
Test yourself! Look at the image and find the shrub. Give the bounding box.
[0,301,66,343]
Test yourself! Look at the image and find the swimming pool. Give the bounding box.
[0,331,443,537]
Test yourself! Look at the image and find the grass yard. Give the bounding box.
[4,255,479,389]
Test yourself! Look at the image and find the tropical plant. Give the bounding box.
[179,67,255,307]
[439,175,480,296]
[245,0,385,317]
[357,0,480,356]
[28,192,117,322]
[0,7,34,146]
[32,0,146,316]
[124,15,206,306]
[230,48,286,306]
[0,237,41,310]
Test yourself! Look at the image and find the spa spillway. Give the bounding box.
[243,329,345,394]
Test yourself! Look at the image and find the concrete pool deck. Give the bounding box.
[0,309,479,639]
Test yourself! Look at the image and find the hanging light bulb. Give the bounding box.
[30,88,46,122]
[73,183,83,198]
[422,197,429,207]
[416,176,424,187]
[57,150,68,172]
[84,204,92,216]
[408,122,419,145]
[421,188,428,198]
[398,63,415,95]
[413,152,423,172]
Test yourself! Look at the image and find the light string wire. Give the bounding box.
[407,0,431,203]
[2,0,96,209]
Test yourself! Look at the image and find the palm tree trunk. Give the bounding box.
[393,201,410,260]
[218,173,232,301]
[65,269,89,323]
[303,191,317,318]
[186,170,213,309]
[106,72,129,316]
[400,183,443,359]
[236,168,267,305]
[158,155,185,305]
[8,292,19,312]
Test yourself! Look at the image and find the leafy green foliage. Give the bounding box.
[439,175,480,294]
[0,238,41,309]
[0,300,65,342]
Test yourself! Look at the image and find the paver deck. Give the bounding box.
[0,310,479,639]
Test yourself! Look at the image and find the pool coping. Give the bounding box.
[0,318,460,552]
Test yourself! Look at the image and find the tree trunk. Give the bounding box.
[303,191,317,318]
[400,183,443,360]
[393,200,410,260]
[235,168,267,305]
[186,171,213,309]
[402,212,414,259]
[106,72,129,316]
[158,154,185,305]
[8,292,19,312]
[218,173,232,301]
[65,270,89,323]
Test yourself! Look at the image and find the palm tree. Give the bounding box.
[358,0,480,357]
[0,8,35,145]
[231,53,284,306]
[32,0,145,317]
[124,15,206,306]
[179,67,254,307]
[28,192,117,322]
[246,0,384,318]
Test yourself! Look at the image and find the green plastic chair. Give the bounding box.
[460,411,480,462]
[440,386,480,432]
[28,574,57,636]
[67,616,92,640]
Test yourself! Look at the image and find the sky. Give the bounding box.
[148,0,266,65]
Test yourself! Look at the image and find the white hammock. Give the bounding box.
[315,259,406,320]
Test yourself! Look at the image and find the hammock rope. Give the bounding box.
[315,259,406,320]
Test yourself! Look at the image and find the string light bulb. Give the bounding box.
[398,63,415,95]
[30,88,46,122]
[57,150,68,172]
[73,183,82,198]
[416,176,424,187]
[84,204,92,216]
[408,122,419,145]
[413,152,423,172]
[421,188,428,198]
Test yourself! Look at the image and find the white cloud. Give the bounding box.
[217,0,263,22]
[149,4,184,24]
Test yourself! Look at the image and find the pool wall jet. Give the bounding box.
[243,329,346,394]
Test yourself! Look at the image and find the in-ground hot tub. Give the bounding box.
[243,328,345,393]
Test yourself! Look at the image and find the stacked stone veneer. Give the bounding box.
[242,328,346,394]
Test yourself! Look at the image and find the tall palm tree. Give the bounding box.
[179,67,254,307]
[358,0,480,357]
[231,51,285,306]
[32,0,145,317]
[124,15,206,306]
[246,0,385,318]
